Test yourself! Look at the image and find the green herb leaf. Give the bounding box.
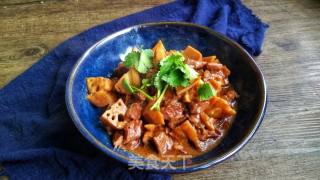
[153,73,164,92]
[123,49,153,74]
[141,78,152,89]
[161,69,189,87]
[149,53,199,111]
[135,49,153,73]
[197,83,216,101]
[123,76,135,94]
[123,76,153,100]
[124,51,199,111]
[156,52,198,88]
[123,51,140,68]
[151,84,169,111]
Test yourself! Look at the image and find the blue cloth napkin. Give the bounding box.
[0,0,268,179]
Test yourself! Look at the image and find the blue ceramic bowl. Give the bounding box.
[65,22,267,173]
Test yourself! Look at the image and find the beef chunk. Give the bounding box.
[153,132,173,155]
[125,102,143,120]
[126,139,141,150]
[206,62,223,71]
[161,98,184,120]
[173,142,187,154]
[203,70,215,82]
[185,59,207,69]
[124,119,142,144]
[135,91,146,101]
[168,117,186,129]
[161,90,185,128]
[113,131,124,148]
[198,129,221,141]
[189,101,210,114]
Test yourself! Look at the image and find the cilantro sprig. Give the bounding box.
[150,52,198,110]
[141,78,152,90]
[155,53,198,88]
[123,77,153,100]
[197,83,216,101]
[123,49,153,74]
[123,50,200,111]
[150,84,168,111]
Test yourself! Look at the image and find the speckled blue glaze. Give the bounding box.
[65,22,267,173]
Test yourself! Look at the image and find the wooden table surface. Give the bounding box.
[1,0,320,179]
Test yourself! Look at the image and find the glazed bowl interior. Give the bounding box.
[66,22,267,173]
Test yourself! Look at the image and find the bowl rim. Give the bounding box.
[65,21,267,173]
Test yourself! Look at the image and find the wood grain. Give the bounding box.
[0,0,320,179]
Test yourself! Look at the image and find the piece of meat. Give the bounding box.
[135,91,146,101]
[113,131,124,148]
[124,94,133,105]
[203,70,215,82]
[161,98,185,122]
[153,132,173,155]
[189,101,210,114]
[185,59,207,69]
[206,62,230,77]
[173,142,187,154]
[125,102,143,120]
[105,126,113,136]
[198,129,220,141]
[222,65,231,77]
[217,116,233,130]
[168,117,186,129]
[206,62,223,72]
[123,119,143,144]
[161,95,186,129]
[221,88,239,102]
[125,139,140,150]
[189,114,204,129]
